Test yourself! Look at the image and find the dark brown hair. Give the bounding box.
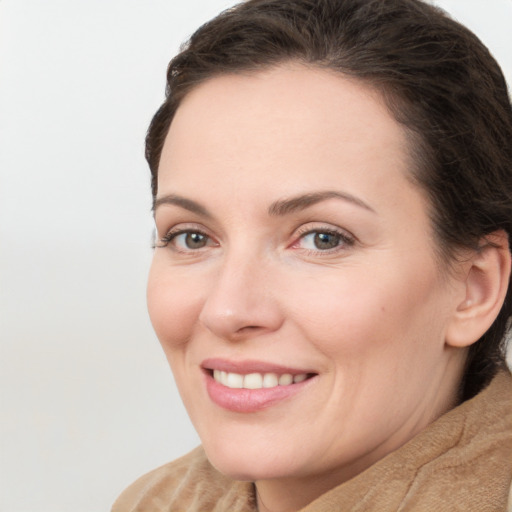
[146,0,512,400]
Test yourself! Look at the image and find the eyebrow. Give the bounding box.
[153,190,375,217]
[153,194,213,218]
[268,191,376,216]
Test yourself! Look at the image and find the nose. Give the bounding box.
[199,252,284,341]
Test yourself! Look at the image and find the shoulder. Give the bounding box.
[111,446,255,512]
[396,369,512,511]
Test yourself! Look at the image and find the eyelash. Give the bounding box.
[155,225,355,255]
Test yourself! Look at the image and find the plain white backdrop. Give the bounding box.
[0,1,510,511]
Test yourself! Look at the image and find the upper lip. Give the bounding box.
[201,358,316,375]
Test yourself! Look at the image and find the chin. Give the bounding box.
[202,441,301,482]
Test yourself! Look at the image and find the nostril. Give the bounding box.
[235,325,261,334]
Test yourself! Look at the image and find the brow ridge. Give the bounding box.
[153,194,212,218]
[153,190,374,218]
[268,191,375,216]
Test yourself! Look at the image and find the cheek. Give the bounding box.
[146,261,204,349]
[287,263,446,361]
[292,283,387,358]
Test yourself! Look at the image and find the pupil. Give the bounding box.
[314,232,339,250]
[186,233,206,248]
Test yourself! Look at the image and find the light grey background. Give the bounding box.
[1,1,510,511]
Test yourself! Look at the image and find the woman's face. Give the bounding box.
[148,65,467,486]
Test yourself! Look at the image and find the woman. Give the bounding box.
[113,0,512,510]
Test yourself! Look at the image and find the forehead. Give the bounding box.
[158,64,415,210]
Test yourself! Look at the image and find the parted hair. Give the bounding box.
[146,0,512,400]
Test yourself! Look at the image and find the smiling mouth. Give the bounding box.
[202,362,318,412]
[211,370,313,390]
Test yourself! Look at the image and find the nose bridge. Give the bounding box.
[199,244,281,339]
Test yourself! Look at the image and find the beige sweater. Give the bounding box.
[113,370,512,511]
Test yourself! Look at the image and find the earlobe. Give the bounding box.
[446,230,511,348]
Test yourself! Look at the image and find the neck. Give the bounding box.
[254,460,372,512]
[255,477,326,512]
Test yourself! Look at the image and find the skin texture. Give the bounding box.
[147,64,495,512]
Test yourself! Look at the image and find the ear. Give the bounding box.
[446,230,511,348]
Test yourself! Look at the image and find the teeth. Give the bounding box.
[244,373,263,389]
[279,373,293,386]
[213,371,309,389]
[226,372,244,388]
[263,373,279,388]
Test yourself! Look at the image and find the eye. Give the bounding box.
[294,228,354,252]
[302,232,340,250]
[157,228,216,251]
[174,232,209,249]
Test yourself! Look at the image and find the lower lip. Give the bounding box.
[205,373,314,413]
